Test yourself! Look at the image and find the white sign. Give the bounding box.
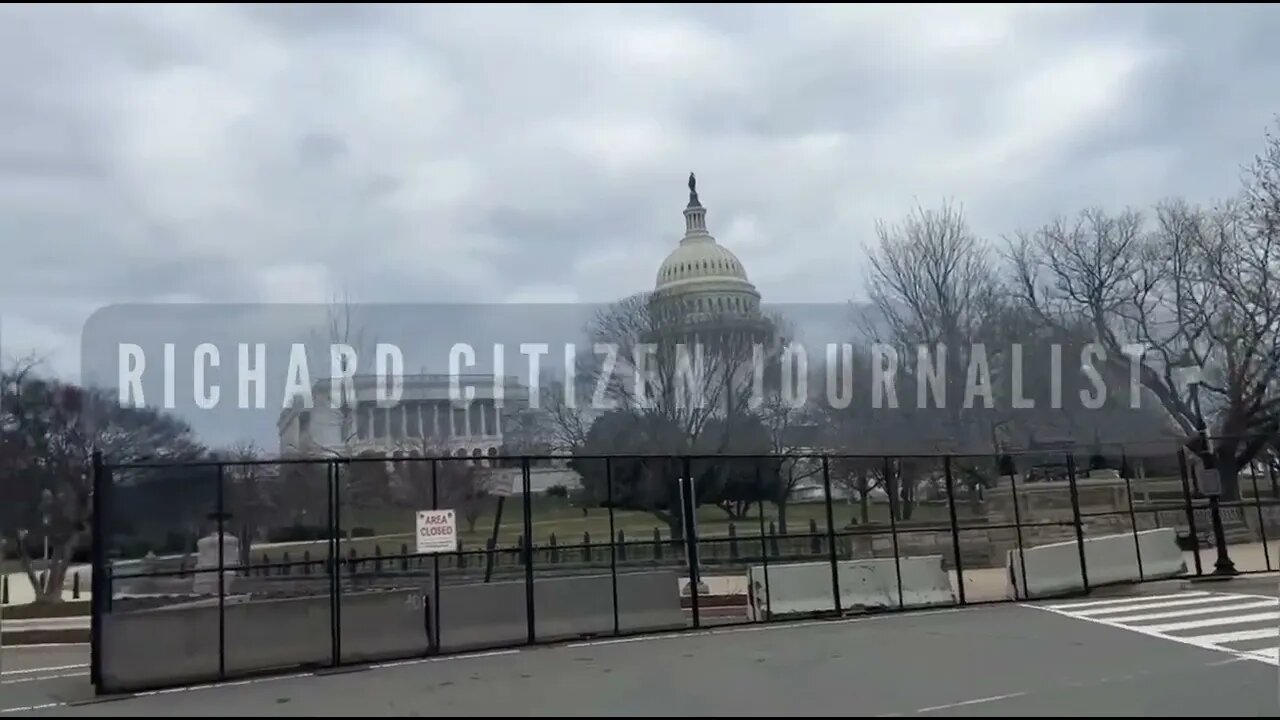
[415,509,456,554]
[486,469,519,497]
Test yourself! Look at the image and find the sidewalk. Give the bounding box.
[0,614,90,646]
[2,567,93,607]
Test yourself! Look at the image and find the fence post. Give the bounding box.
[430,459,441,654]
[809,518,820,555]
[755,462,773,621]
[327,460,341,668]
[549,533,559,564]
[1065,454,1090,594]
[883,456,903,610]
[821,456,842,616]
[652,527,662,560]
[89,450,105,691]
[606,457,619,636]
[943,456,966,605]
[521,457,535,644]
[769,521,779,558]
[1120,452,1144,582]
[1003,456,1030,600]
[215,463,226,680]
[1177,448,1204,576]
[1247,463,1271,571]
[582,532,591,564]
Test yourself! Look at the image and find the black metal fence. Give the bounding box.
[89,440,1280,693]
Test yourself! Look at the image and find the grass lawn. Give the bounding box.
[248,496,973,564]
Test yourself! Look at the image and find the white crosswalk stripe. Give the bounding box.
[1070,595,1236,616]
[1030,591,1280,666]
[1090,599,1276,623]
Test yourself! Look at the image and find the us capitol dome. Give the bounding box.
[649,173,770,341]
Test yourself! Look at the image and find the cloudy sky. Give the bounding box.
[2,3,1278,383]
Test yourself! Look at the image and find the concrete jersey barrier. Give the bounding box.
[746,555,954,620]
[1005,528,1187,600]
[99,570,684,692]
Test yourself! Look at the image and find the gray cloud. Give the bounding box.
[0,4,1278,390]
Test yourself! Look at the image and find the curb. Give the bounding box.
[2,628,90,646]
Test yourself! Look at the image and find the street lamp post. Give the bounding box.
[1188,379,1236,576]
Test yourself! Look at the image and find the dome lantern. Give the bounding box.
[684,172,708,236]
[653,174,762,317]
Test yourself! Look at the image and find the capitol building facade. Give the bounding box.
[277,374,530,462]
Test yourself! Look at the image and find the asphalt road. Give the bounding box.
[1,644,90,713]
[3,585,1277,716]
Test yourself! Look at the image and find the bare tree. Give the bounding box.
[542,370,596,456]
[757,386,822,534]
[0,358,203,603]
[829,461,878,523]
[287,289,378,458]
[388,436,499,534]
[1008,130,1280,498]
[499,385,557,462]
[587,293,786,442]
[216,440,275,567]
[864,200,1009,451]
[571,292,787,536]
[859,201,1022,512]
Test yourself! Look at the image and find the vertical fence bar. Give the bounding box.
[521,457,535,644]
[686,456,706,625]
[216,463,226,680]
[821,456,842,616]
[1005,459,1030,600]
[883,457,903,610]
[430,459,441,653]
[755,462,772,622]
[89,450,105,690]
[328,460,340,667]
[681,457,701,629]
[942,456,965,606]
[1248,463,1271,571]
[1177,448,1204,576]
[1066,453,1090,594]
[1120,452,1144,581]
[606,458,619,636]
